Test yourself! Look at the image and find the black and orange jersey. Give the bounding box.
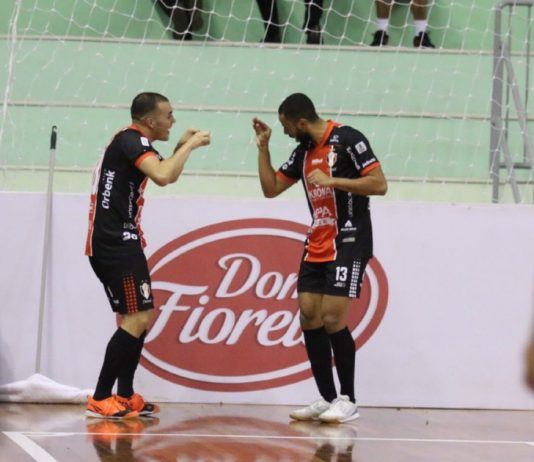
[85,124,162,257]
[276,120,380,262]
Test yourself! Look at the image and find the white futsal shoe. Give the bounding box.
[318,395,359,423]
[289,398,331,421]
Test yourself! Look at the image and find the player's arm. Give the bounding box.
[253,117,292,198]
[137,130,210,186]
[527,334,534,390]
[307,164,388,196]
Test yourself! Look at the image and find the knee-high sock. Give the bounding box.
[93,328,139,401]
[303,326,337,402]
[117,331,147,398]
[329,327,356,402]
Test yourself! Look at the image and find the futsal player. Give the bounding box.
[252,93,387,423]
[527,331,534,391]
[85,92,210,418]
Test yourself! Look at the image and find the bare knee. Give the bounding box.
[121,309,154,337]
[321,312,345,333]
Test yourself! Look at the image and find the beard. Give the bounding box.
[295,129,311,144]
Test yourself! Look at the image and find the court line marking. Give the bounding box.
[3,432,58,462]
[8,430,534,447]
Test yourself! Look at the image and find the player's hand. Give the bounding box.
[526,339,534,390]
[307,169,331,187]
[252,117,271,148]
[176,128,200,149]
[187,130,211,149]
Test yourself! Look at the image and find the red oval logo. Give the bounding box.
[143,218,388,391]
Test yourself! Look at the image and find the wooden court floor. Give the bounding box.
[1,403,533,461]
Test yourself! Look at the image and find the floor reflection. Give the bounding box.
[85,415,358,462]
[290,421,357,462]
[86,417,160,462]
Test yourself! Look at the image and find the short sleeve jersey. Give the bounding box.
[276,120,380,262]
[85,124,162,257]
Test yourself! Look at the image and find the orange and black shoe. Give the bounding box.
[115,393,160,416]
[86,395,139,419]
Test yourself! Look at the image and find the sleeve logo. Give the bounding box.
[355,141,367,154]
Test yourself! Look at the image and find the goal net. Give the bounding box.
[0,0,533,203]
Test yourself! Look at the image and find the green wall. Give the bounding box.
[0,0,532,202]
[0,0,526,49]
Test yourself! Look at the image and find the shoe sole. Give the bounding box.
[85,410,139,419]
[139,410,160,416]
[319,411,360,424]
[289,415,318,421]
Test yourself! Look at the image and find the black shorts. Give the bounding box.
[297,248,369,298]
[89,254,154,314]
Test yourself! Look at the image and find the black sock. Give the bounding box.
[329,327,356,402]
[117,331,146,398]
[303,326,337,402]
[93,328,139,401]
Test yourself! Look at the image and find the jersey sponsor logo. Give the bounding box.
[140,136,150,147]
[313,205,333,219]
[143,219,389,391]
[341,220,357,232]
[312,217,337,227]
[309,186,333,201]
[355,141,367,154]
[101,169,116,210]
[312,206,335,228]
[311,158,322,165]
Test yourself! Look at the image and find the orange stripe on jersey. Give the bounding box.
[134,151,157,168]
[128,123,143,134]
[135,177,149,248]
[85,150,107,256]
[303,120,341,263]
[276,170,299,185]
[85,193,97,256]
[361,161,381,176]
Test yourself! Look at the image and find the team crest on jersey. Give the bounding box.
[327,148,337,168]
[140,281,151,299]
[140,137,150,147]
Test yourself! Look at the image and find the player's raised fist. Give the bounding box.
[189,130,211,148]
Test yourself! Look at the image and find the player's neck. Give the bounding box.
[308,119,328,145]
[131,120,154,142]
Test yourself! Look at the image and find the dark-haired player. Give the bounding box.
[85,92,210,418]
[252,93,387,423]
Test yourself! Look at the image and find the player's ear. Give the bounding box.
[143,115,154,129]
[296,118,308,131]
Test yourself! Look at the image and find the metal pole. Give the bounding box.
[35,126,57,374]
